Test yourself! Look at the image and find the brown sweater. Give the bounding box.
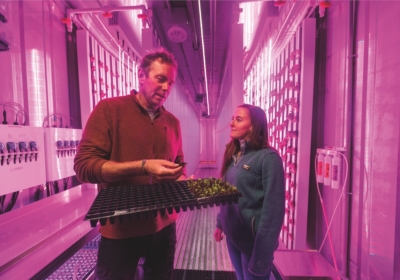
[74,93,185,239]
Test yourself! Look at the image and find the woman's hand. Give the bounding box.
[214,228,224,242]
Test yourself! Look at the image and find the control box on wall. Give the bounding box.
[0,126,46,196]
[43,128,82,181]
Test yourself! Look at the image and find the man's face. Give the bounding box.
[138,59,177,110]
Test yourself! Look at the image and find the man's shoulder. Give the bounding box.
[105,95,134,103]
[159,107,180,122]
[96,95,135,109]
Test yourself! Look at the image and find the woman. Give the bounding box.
[214,104,285,280]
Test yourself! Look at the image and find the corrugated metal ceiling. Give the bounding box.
[148,0,234,118]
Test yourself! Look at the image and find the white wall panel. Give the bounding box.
[47,2,70,127]
[325,1,400,279]
[0,0,24,111]
[0,0,79,205]
[23,2,47,127]
[323,1,350,274]
[215,23,245,176]
[352,2,400,279]
[164,82,200,178]
[76,30,140,127]
[22,1,66,127]
[216,92,233,176]
[0,1,70,128]
[215,57,233,175]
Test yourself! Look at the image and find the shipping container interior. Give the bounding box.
[0,0,400,279]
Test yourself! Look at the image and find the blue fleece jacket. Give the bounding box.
[216,147,285,276]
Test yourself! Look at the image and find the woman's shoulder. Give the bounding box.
[253,148,282,164]
[256,147,280,156]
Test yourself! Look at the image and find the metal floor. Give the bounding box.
[175,207,234,271]
[47,168,237,279]
[47,204,235,279]
[172,269,237,280]
[174,167,234,271]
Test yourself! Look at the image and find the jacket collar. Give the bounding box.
[130,90,166,115]
[232,139,250,165]
[239,139,250,155]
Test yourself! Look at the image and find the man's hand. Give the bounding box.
[214,228,224,242]
[144,159,184,182]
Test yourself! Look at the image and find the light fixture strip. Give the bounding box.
[197,0,210,116]
[67,5,146,18]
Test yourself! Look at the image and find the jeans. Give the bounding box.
[94,222,176,280]
[226,238,272,280]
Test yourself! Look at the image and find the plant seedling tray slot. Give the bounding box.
[84,180,241,227]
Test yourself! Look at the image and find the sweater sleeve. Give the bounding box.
[248,151,285,276]
[74,100,112,184]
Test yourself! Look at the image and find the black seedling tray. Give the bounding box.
[84,180,240,227]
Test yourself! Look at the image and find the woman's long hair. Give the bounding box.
[220,104,270,177]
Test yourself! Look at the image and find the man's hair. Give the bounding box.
[139,48,178,76]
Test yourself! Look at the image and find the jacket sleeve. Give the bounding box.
[248,151,285,276]
[74,100,112,184]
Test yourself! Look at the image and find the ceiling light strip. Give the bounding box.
[197,0,210,116]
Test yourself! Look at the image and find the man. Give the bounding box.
[74,49,186,280]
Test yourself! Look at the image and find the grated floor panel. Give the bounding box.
[45,248,97,279]
[172,269,237,280]
[174,207,234,271]
[46,235,100,279]
[46,207,234,279]
[43,173,286,280]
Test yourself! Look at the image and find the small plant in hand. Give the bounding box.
[187,178,239,198]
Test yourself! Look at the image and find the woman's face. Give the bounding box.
[230,107,252,140]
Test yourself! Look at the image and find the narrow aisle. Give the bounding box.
[174,206,234,271]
